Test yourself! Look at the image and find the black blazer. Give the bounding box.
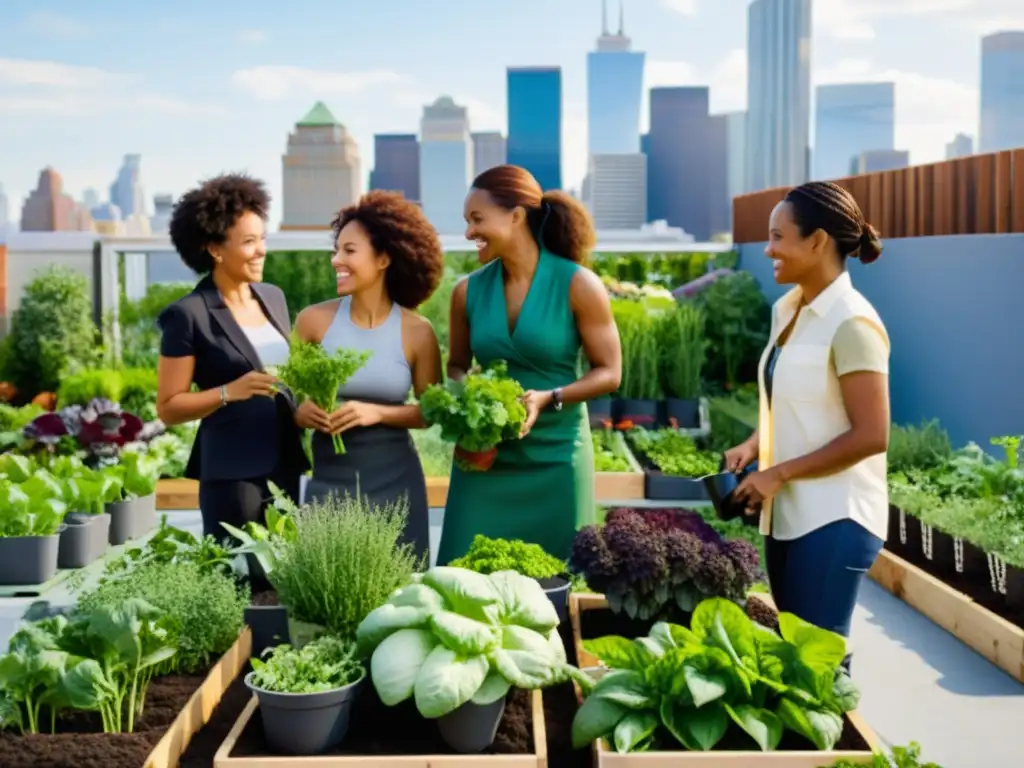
[157,275,309,483]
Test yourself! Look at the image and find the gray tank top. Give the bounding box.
[321,296,411,404]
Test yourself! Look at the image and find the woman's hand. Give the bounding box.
[224,371,278,402]
[723,438,759,473]
[295,400,331,432]
[330,401,383,434]
[733,467,785,515]
[520,390,553,437]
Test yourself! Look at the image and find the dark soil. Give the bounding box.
[580,605,658,641]
[250,589,279,607]
[886,531,1024,629]
[0,669,210,768]
[228,684,533,756]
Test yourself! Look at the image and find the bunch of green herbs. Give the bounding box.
[448,534,566,579]
[250,635,364,694]
[275,335,372,454]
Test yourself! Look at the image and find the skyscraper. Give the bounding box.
[280,102,361,230]
[646,87,727,240]
[110,154,146,218]
[507,67,562,190]
[587,154,646,230]
[814,82,895,180]
[472,132,507,176]
[725,111,747,208]
[945,133,974,159]
[21,167,79,232]
[746,0,812,191]
[420,96,473,235]
[854,150,910,174]
[979,32,1024,153]
[587,0,645,155]
[151,194,174,233]
[371,134,420,203]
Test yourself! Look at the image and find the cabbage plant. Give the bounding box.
[356,566,591,719]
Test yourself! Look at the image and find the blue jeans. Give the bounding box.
[765,519,883,659]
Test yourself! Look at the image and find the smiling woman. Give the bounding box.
[155,173,308,564]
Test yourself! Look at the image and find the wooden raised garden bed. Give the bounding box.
[870,548,1024,682]
[157,478,200,510]
[569,594,881,767]
[595,431,646,501]
[213,687,548,767]
[0,627,251,768]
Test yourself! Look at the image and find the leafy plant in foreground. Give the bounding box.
[448,534,566,580]
[572,597,860,753]
[569,508,761,621]
[356,566,590,719]
[824,741,944,767]
[250,635,364,694]
[275,335,371,454]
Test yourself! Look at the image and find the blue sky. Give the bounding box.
[0,0,1019,228]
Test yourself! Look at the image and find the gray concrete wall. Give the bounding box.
[738,234,1024,449]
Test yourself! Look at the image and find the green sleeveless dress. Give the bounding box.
[436,249,595,564]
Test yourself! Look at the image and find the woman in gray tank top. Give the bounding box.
[292,191,445,560]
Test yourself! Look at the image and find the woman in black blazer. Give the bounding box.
[155,174,308,539]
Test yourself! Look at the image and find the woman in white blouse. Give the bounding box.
[727,181,890,657]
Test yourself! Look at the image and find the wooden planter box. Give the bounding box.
[869,548,1024,682]
[143,626,253,768]
[213,688,547,767]
[569,594,880,767]
[157,478,199,510]
[596,431,645,501]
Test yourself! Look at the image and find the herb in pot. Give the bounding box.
[573,597,860,753]
[356,566,591,719]
[250,635,364,694]
[276,336,371,454]
[419,361,527,472]
[448,534,566,580]
[629,428,720,478]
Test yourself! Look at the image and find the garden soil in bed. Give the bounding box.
[0,668,212,768]
[889,542,1024,629]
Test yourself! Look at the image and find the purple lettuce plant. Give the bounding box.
[568,507,763,622]
[22,398,163,460]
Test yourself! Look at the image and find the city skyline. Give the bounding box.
[0,0,1020,228]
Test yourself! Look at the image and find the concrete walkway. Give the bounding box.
[0,510,1018,766]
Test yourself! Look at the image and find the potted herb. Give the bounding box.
[568,508,762,632]
[106,451,160,545]
[448,534,573,622]
[419,361,527,472]
[0,470,68,585]
[54,460,122,568]
[357,566,590,753]
[572,597,862,754]
[613,303,662,427]
[659,302,707,428]
[275,336,371,455]
[245,634,366,755]
[628,427,720,501]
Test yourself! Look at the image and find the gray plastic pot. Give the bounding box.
[0,530,63,585]
[537,575,571,623]
[58,513,110,569]
[106,493,157,545]
[437,697,507,753]
[245,671,365,755]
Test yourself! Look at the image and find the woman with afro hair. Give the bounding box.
[156,174,308,547]
[293,190,445,559]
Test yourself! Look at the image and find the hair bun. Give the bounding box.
[858,223,882,264]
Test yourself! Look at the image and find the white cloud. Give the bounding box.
[815,61,977,163]
[662,0,697,16]
[815,0,1007,40]
[238,29,267,44]
[24,11,92,40]
[0,58,222,117]
[231,65,407,102]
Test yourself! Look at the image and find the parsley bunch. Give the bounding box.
[419,360,527,457]
[448,534,566,579]
[250,635,365,694]
[276,335,371,454]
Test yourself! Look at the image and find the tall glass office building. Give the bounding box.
[587,2,644,155]
[814,82,895,181]
[507,67,562,191]
[980,32,1024,153]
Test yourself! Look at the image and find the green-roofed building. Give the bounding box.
[281,102,361,230]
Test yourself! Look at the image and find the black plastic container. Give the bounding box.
[537,575,571,623]
[703,460,760,526]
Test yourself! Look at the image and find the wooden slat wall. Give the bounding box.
[732,150,1024,243]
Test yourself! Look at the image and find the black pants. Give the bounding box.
[198,475,300,540]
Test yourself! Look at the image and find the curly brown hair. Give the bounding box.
[471,164,596,264]
[330,190,444,309]
[169,173,269,274]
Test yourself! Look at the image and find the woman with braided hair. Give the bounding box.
[727,181,889,661]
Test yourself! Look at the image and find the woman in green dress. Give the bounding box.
[436,164,622,563]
